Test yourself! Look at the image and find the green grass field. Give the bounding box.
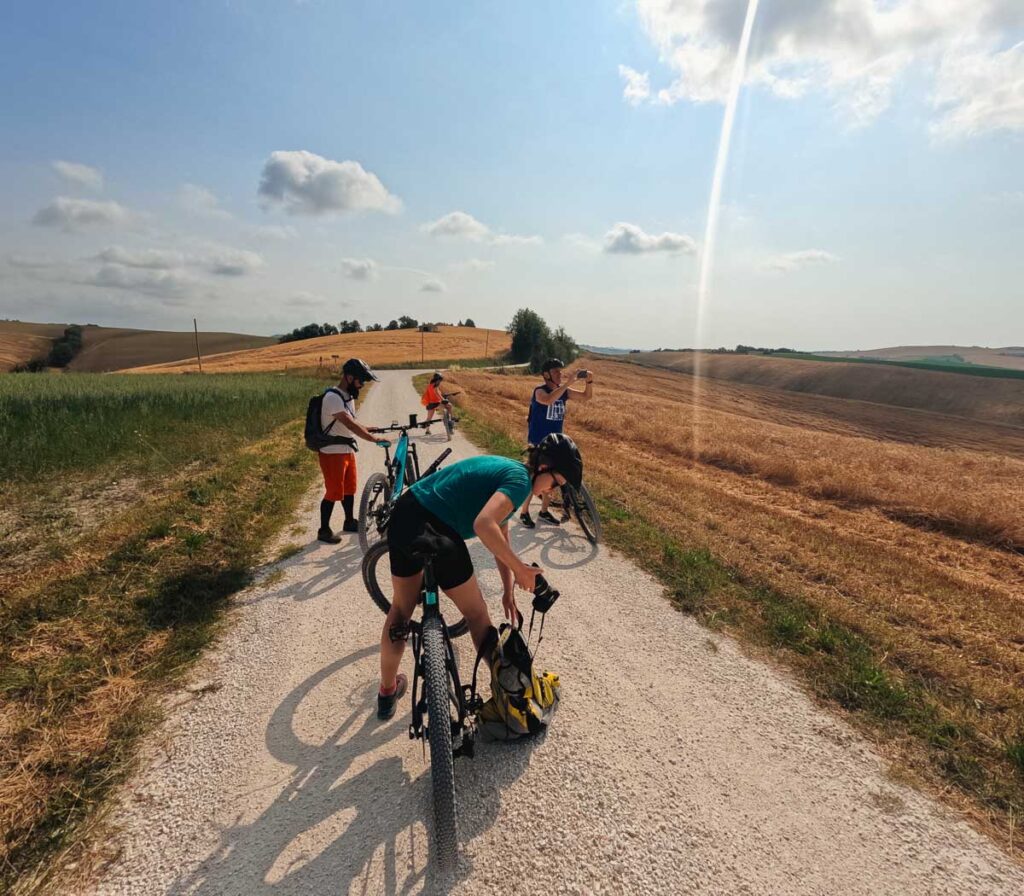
[0,372,327,892]
[0,373,324,481]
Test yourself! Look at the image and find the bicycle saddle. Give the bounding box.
[409,526,457,559]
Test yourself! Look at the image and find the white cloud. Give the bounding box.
[341,257,378,280]
[764,249,840,273]
[285,291,327,307]
[931,41,1024,139]
[603,222,696,255]
[94,243,264,277]
[420,278,445,292]
[52,160,103,191]
[95,246,184,270]
[32,197,133,232]
[86,264,197,303]
[248,224,298,241]
[178,183,232,219]
[447,258,496,274]
[618,64,651,105]
[258,150,402,216]
[422,210,541,246]
[630,0,1024,135]
[563,232,602,252]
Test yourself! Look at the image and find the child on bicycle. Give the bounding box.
[420,372,453,433]
[376,433,584,719]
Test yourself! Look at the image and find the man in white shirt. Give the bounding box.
[318,358,389,543]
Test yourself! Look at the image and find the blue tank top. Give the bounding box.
[527,384,570,445]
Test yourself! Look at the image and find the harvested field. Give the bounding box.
[820,344,1024,372]
[0,320,275,372]
[631,351,1024,427]
[127,325,510,373]
[445,357,1024,844]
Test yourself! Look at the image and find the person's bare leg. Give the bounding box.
[380,572,422,689]
[439,575,493,652]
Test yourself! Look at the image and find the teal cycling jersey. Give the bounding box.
[410,455,531,540]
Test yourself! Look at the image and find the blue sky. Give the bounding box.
[1,1,1021,350]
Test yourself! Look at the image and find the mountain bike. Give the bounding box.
[358,415,452,553]
[558,483,602,545]
[425,391,461,442]
[367,529,559,868]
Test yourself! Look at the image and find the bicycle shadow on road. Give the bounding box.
[467,524,598,576]
[168,644,534,896]
[241,540,365,607]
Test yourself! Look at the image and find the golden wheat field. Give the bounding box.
[128,325,510,373]
[447,358,1024,811]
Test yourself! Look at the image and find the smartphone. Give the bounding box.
[576,369,589,379]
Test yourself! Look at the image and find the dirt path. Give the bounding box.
[82,372,1024,896]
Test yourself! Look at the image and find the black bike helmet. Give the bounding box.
[541,358,564,374]
[342,357,379,382]
[535,432,583,490]
[430,371,444,383]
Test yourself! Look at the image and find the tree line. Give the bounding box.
[278,317,476,344]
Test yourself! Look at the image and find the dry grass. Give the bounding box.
[632,351,1024,428]
[126,325,511,373]
[446,358,1024,849]
[821,344,1024,371]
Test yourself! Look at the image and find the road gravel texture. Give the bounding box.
[83,372,1024,896]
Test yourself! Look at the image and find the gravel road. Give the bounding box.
[83,372,1024,896]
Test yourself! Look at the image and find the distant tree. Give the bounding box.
[366,322,384,332]
[386,319,399,331]
[507,308,579,372]
[398,315,418,329]
[463,318,476,328]
[278,321,340,344]
[46,325,84,368]
[338,319,362,334]
[457,319,464,327]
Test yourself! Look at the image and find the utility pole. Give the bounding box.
[421,326,425,364]
[193,318,204,373]
[484,328,490,357]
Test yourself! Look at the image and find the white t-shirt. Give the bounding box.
[320,388,357,455]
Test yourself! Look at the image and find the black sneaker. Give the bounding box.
[377,673,408,720]
[342,518,359,533]
[317,527,342,544]
[520,511,536,529]
[538,510,561,526]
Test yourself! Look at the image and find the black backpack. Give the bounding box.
[304,388,358,452]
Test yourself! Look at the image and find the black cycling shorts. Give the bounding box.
[387,491,474,590]
[424,401,441,411]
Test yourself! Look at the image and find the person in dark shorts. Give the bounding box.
[376,433,584,719]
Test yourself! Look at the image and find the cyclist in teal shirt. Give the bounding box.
[376,434,583,719]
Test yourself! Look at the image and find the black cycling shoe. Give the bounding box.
[520,511,536,529]
[342,518,359,533]
[538,510,561,526]
[317,527,342,544]
[377,673,408,720]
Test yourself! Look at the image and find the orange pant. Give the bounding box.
[318,452,357,501]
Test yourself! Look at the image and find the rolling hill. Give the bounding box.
[0,321,276,372]
[816,345,1024,372]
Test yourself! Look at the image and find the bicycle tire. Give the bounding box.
[571,484,603,545]
[422,616,458,869]
[358,472,390,553]
[361,540,470,638]
[443,410,454,442]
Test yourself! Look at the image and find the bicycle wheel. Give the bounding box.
[442,410,454,442]
[358,472,389,553]
[570,484,602,545]
[361,540,470,638]
[422,615,458,869]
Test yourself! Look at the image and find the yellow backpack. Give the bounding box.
[476,622,561,741]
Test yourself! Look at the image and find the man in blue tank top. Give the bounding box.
[520,357,594,527]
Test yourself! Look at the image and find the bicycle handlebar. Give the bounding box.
[368,420,432,435]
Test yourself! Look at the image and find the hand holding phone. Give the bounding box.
[576,369,589,380]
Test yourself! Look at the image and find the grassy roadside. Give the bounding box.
[0,377,325,893]
[441,379,1024,858]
